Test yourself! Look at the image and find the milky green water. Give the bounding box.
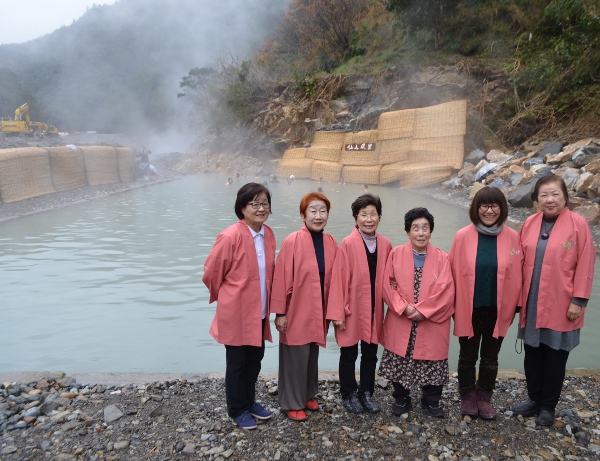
[1,174,598,373]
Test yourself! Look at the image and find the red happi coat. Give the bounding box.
[202,220,275,347]
[270,225,338,347]
[326,228,392,347]
[380,243,455,360]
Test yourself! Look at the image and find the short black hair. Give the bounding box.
[469,186,508,225]
[234,182,272,219]
[404,207,434,232]
[351,194,382,218]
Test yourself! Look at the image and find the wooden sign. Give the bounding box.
[345,143,376,151]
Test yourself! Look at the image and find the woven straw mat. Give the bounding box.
[46,146,87,191]
[81,146,120,185]
[116,147,136,182]
[0,148,55,203]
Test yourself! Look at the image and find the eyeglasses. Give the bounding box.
[479,204,500,211]
[248,202,270,210]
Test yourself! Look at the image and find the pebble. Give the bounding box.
[1,374,599,461]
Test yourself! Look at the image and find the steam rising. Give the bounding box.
[0,0,289,153]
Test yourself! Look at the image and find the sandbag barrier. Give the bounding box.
[278,100,467,186]
[0,145,136,203]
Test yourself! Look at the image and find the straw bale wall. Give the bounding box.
[311,131,346,149]
[46,146,87,191]
[282,148,308,160]
[0,145,134,203]
[279,100,467,187]
[306,147,342,163]
[377,109,415,141]
[116,147,136,182]
[277,159,314,179]
[80,146,120,186]
[342,165,381,184]
[0,148,55,203]
[311,160,342,182]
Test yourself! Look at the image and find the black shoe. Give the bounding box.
[391,395,412,416]
[512,399,540,417]
[343,392,364,414]
[358,391,381,414]
[535,409,555,426]
[420,397,444,418]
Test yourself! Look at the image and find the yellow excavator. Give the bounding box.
[0,103,59,136]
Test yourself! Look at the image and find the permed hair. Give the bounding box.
[404,207,434,232]
[234,182,272,219]
[530,176,569,204]
[351,194,382,218]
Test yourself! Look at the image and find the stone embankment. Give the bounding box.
[1,372,599,461]
[441,138,600,237]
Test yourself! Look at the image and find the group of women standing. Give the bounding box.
[203,177,595,430]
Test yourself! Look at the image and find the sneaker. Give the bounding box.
[343,391,364,414]
[512,399,540,417]
[305,399,320,411]
[286,409,308,421]
[234,411,257,430]
[391,395,412,416]
[420,397,444,418]
[358,391,381,414]
[249,402,272,420]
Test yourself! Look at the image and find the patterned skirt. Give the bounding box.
[379,266,448,388]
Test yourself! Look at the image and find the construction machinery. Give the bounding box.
[0,103,58,136]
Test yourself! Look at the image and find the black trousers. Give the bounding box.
[457,306,504,394]
[339,341,379,399]
[224,342,265,418]
[393,382,442,404]
[524,343,569,412]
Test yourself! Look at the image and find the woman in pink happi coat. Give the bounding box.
[327,194,392,414]
[449,186,522,420]
[379,207,455,418]
[271,192,338,422]
[202,183,275,430]
[512,176,595,426]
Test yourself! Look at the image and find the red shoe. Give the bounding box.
[287,410,308,421]
[305,399,320,411]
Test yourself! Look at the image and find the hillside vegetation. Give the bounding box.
[0,0,597,155]
[178,0,599,154]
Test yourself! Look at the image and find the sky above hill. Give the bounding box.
[0,0,118,45]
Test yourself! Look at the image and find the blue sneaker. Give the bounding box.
[249,402,272,420]
[234,411,257,430]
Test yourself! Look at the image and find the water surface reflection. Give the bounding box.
[1,174,598,373]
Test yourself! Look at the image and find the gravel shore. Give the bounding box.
[1,371,599,461]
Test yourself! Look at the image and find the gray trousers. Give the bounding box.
[278,343,319,411]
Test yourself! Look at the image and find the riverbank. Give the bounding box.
[1,371,599,461]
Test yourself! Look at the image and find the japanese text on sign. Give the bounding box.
[345,143,376,151]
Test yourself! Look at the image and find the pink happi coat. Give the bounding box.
[449,224,523,338]
[202,220,275,347]
[270,225,338,347]
[326,228,392,347]
[519,207,595,332]
[380,243,455,361]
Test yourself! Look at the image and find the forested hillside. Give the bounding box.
[1,0,597,154]
[0,0,287,135]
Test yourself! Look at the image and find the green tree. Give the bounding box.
[386,0,460,49]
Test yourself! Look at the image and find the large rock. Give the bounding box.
[574,172,595,195]
[538,141,564,157]
[523,157,544,170]
[586,175,600,199]
[572,147,600,167]
[486,149,513,164]
[508,180,537,208]
[469,181,486,197]
[465,149,486,165]
[585,158,600,175]
[573,203,600,226]
[546,150,575,165]
[559,168,582,190]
